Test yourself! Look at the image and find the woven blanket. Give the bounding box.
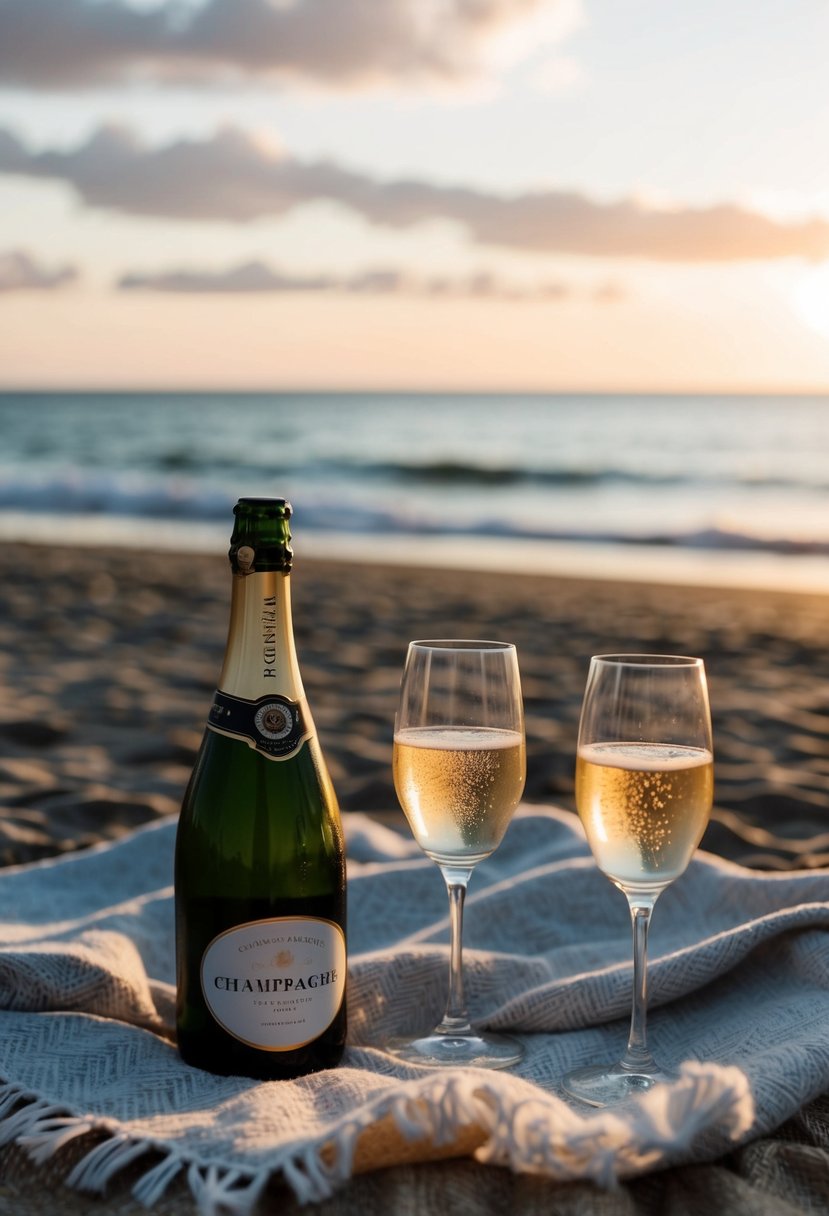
[1,806,829,1214]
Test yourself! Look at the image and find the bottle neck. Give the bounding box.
[218,570,304,701]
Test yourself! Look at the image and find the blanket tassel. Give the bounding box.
[187,1162,268,1216]
[131,1151,185,1207]
[66,1132,153,1193]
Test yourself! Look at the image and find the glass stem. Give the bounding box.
[437,868,473,1035]
[621,898,659,1073]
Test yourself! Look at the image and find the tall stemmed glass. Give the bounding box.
[389,640,526,1069]
[562,654,713,1106]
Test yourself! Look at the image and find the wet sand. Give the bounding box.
[1,540,828,870]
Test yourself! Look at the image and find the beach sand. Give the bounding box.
[1,540,828,870]
[2,539,829,1214]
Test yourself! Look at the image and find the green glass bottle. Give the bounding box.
[175,498,346,1079]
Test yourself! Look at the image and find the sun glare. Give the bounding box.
[793,263,829,338]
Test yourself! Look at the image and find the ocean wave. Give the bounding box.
[309,457,829,493]
[0,471,827,557]
[0,473,235,521]
[5,449,828,494]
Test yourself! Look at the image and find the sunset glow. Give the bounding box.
[794,263,829,340]
[2,0,829,390]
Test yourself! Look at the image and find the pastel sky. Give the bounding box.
[3,0,829,390]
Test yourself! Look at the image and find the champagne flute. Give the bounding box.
[389,640,526,1069]
[562,654,713,1106]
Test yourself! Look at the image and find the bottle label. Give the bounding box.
[207,691,311,760]
[201,917,346,1052]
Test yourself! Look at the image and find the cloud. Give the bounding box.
[0,248,78,291]
[116,258,605,300]
[591,280,625,303]
[531,55,584,95]
[2,124,829,262]
[0,0,560,90]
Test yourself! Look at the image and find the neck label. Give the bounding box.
[261,593,277,677]
[208,691,310,760]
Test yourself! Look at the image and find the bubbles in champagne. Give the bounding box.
[576,742,713,889]
[393,727,526,864]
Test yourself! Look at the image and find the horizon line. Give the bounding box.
[3,384,829,398]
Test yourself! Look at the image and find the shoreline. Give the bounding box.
[3,513,829,596]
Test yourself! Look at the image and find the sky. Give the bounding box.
[3,0,829,391]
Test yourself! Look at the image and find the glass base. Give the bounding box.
[387,1028,524,1070]
[561,1061,676,1107]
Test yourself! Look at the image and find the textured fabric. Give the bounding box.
[0,807,829,1214]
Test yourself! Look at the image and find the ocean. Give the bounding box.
[2,390,829,592]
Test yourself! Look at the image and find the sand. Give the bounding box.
[1,540,828,870]
[2,539,829,1215]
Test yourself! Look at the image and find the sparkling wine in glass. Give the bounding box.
[562,654,713,1106]
[389,640,526,1069]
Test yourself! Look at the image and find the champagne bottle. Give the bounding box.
[175,498,346,1079]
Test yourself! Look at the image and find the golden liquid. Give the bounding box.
[393,726,526,864]
[576,742,713,889]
